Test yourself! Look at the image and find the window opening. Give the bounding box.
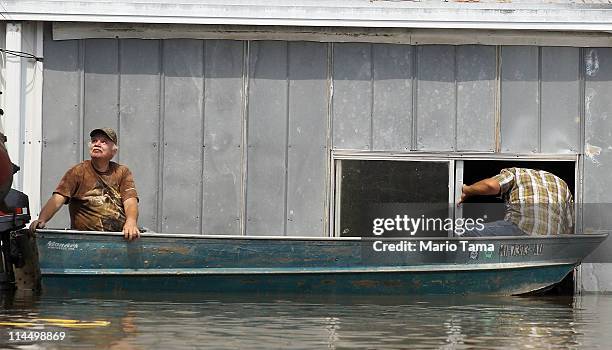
[459,160,576,229]
[336,159,451,238]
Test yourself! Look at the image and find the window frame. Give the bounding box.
[329,150,579,237]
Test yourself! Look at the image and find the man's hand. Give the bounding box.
[123,219,140,241]
[29,193,67,235]
[29,219,46,235]
[457,184,470,206]
[457,178,501,206]
[122,197,139,240]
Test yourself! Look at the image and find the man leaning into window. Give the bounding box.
[458,167,574,236]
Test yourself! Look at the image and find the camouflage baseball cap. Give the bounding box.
[90,128,118,144]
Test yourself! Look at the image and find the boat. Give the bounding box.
[32,229,608,295]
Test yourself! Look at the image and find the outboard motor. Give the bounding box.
[0,91,32,290]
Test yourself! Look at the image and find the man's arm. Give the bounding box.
[457,178,501,205]
[29,193,67,234]
[122,197,140,240]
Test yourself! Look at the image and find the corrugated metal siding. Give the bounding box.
[584,48,612,206]
[286,42,328,236]
[161,39,204,234]
[41,31,81,229]
[83,39,119,155]
[332,43,372,150]
[372,44,413,151]
[416,45,456,151]
[119,39,162,231]
[541,47,581,154]
[500,46,582,154]
[500,46,540,153]
[331,43,499,152]
[202,40,244,236]
[246,41,289,236]
[582,48,612,291]
[456,45,496,152]
[42,34,585,235]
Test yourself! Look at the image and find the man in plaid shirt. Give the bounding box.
[458,168,574,236]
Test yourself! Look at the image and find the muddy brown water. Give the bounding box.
[1,291,611,349]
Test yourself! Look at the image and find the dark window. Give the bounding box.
[338,160,450,237]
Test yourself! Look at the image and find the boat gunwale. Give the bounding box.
[36,229,609,241]
[40,260,578,276]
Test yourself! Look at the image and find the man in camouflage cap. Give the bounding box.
[30,128,140,240]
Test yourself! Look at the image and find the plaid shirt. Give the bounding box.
[492,168,574,235]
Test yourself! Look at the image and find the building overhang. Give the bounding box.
[2,1,612,32]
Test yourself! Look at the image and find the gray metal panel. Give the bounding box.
[41,34,81,229]
[372,44,412,151]
[161,39,204,234]
[416,45,455,151]
[583,48,612,274]
[500,46,539,153]
[246,41,288,236]
[456,45,496,152]
[118,39,161,231]
[202,40,244,236]
[83,39,119,160]
[286,42,328,237]
[584,48,612,205]
[332,43,371,150]
[541,47,580,154]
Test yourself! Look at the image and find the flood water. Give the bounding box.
[1,291,612,349]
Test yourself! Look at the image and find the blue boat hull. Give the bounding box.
[35,230,608,295]
[40,264,576,295]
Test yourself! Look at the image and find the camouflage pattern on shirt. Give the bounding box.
[54,160,138,232]
[492,168,574,236]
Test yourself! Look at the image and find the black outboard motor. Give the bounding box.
[0,190,31,290]
[0,91,32,290]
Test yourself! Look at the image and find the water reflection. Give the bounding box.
[0,290,610,349]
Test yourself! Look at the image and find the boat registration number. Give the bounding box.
[498,243,543,257]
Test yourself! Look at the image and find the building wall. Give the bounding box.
[42,32,586,236]
[42,35,332,236]
[0,22,43,214]
[581,48,612,292]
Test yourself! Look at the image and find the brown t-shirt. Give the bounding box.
[54,160,138,231]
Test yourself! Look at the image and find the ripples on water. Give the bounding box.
[1,291,611,349]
